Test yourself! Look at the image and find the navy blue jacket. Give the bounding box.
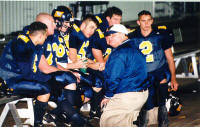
[104,39,149,97]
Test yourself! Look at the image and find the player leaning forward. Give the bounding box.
[100,24,150,127]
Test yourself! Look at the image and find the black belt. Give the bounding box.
[136,88,148,92]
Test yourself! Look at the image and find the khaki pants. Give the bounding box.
[100,90,148,127]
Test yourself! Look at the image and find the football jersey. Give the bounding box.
[69,21,91,59]
[95,14,109,33]
[128,26,174,72]
[42,35,58,67]
[90,28,113,61]
[0,34,51,82]
[51,30,70,63]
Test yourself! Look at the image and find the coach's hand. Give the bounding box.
[101,98,110,109]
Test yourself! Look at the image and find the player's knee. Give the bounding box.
[64,83,76,90]
[37,93,50,102]
[54,71,77,84]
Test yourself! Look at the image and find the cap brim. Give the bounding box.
[104,31,117,36]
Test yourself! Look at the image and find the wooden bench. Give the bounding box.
[0,96,34,127]
[174,49,200,79]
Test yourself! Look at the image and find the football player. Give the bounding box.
[42,7,94,127]
[0,22,54,127]
[51,6,86,70]
[95,6,122,33]
[88,6,123,119]
[128,10,179,127]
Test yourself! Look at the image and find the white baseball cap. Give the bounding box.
[105,24,128,36]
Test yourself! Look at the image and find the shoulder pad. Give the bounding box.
[128,28,136,33]
[158,25,167,30]
[95,16,102,23]
[17,35,29,43]
[73,24,80,32]
[26,31,29,35]
[96,29,104,38]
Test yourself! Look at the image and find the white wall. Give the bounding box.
[0,1,73,35]
[109,1,153,22]
[0,1,154,35]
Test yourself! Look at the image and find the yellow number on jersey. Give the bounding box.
[139,41,154,62]
[52,43,65,58]
[46,53,53,65]
[78,41,89,59]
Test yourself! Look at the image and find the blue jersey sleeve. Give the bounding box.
[160,28,175,50]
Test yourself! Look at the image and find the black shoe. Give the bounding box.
[34,122,44,127]
[43,113,71,127]
[0,78,12,98]
[89,110,101,119]
[43,113,56,126]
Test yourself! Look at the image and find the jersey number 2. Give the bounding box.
[139,41,154,62]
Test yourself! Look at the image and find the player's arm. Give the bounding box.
[69,48,78,63]
[164,48,178,91]
[92,48,105,63]
[85,48,104,71]
[39,55,60,74]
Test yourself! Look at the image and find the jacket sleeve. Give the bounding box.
[103,52,125,97]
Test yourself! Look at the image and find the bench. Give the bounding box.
[0,96,34,127]
[174,49,200,79]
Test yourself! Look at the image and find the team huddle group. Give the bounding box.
[0,5,179,127]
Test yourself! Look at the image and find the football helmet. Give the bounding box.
[52,6,74,28]
[166,92,182,116]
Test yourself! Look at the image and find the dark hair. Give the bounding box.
[82,14,99,27]
[103,6,122,18]
[29,21,47,35]
[138,10,152,19]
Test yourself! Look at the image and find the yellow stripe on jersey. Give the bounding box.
[158,25,167,30]
[17,35,29,43]
[95,16,102,23]
[54,11,64,18]
[33,55,38,73]
[64,35,69,49]
[58,37,63,43]
[128,28,136,33]
[26,31,29,35]
[73,24,80,32]
[96,29,104,38]
[47,44,52,51]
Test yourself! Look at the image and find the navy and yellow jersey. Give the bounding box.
[69,21,91,59]
[51,30,70,63]
[42,35,58,67]
[104,39,149,97]
[0,34,51,82]
[22,25,30,35]
[90,28,113,61]
[95,14,109,33]
[128,26,174,72]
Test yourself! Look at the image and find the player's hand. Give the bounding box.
[171,79,179,91]
[98,63,105,71]
[101,98,110,109]
[74,59,87,69]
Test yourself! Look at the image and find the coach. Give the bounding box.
[100,24,150,127]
